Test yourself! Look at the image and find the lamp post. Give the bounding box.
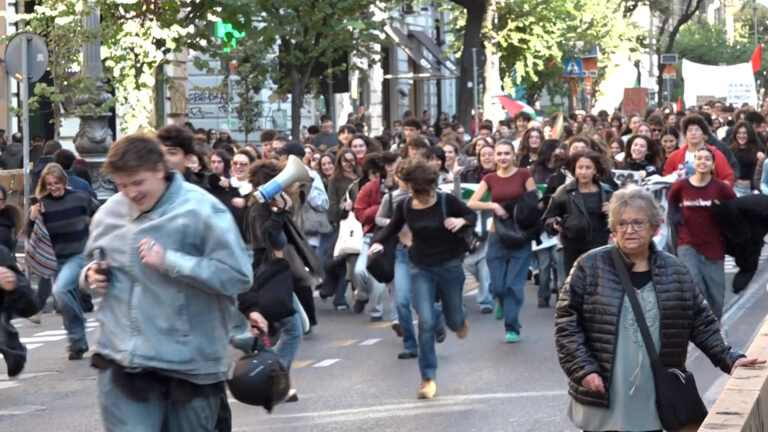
[73,0,115,200]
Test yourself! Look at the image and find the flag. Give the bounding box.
[751,44,762,74]
[676,97,682,112]
[550,111,564,139]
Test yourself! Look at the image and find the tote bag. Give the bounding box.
[333,193,364,258]
[26,205,57,278]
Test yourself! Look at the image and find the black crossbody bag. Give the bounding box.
[611,247,708,431]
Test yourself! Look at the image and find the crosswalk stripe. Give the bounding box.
[34,330,67,337]
[359,338,381,346]
[20,336,66,343]
[312,359,340,368]
[330,339,358,347]
[291,360,314,369]
[26,344,43,350]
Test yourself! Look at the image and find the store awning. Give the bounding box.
[408,30,457,74]
[384,25,436,72]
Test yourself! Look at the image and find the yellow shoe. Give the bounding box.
[456,320,469,339]
[417,380,436,399]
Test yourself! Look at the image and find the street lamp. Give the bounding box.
[73,0,115,200]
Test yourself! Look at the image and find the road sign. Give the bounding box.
[661,53,678,65]
[5,32,48,82]
[564,58,583,77]
[662,73,677,79]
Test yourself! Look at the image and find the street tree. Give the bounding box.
[446,0,488,130]
[623,0,706,106]
[0,1,110,137]
[233,0,391,139]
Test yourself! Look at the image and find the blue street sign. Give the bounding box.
[564,58,583,77]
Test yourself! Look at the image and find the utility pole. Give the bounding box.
[472,47,479,136]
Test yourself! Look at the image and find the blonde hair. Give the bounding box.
[36,163,68,198]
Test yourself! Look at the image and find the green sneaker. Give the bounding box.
[494,302,503,320]
[505,331,519,343]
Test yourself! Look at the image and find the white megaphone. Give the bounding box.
[253,154,312,203]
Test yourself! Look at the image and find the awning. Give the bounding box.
[384,25,436,72]
[408,30,457,74]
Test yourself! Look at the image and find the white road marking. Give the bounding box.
[359,338,381,346]
[34,330,68,337]
[463,289,478,297]
[85,322,99,327]
[235,390,567,429]
[312,359,340,368]
[20,336,66,343]
[26,344,43,350]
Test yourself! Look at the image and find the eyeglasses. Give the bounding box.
[615,219,648,232]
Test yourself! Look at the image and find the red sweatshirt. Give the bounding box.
[662,143,734,186]
[354,179,382,234]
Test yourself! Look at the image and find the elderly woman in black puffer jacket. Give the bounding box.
[555,186,763,432]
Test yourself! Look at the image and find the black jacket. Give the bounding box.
[712,195,768,293]
[621,158,660,177]
[555,244,744,408]
[0,144,23,170]
[0,245,35,316]
[542,180,612,250]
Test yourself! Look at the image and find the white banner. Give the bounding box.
[682,59,757,108]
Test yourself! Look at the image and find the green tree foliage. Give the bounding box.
[496,0,638,105]
[0,1,111,136]
[224,0,393,139]
[674,18,753,66]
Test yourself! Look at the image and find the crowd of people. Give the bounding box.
[0,99,767,430]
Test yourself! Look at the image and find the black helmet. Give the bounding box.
[227,340,290,412]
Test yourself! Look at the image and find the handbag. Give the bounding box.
[611,247,708,431]
[333,192,364,258]
[439,192,479,254]
[25,203,57,278]
[367,193,397,284]
[493,215,529,249]
[298,201,333,236]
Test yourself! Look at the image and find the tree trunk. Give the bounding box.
[456,0,487,131]
[481,0,505,125]
[290,67,304,140]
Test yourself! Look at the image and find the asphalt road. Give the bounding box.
[1,254,767,432]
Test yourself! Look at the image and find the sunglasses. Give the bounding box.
[651,128,663,133]
[342,158,355,164]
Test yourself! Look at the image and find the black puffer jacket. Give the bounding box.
[555,244,744,408]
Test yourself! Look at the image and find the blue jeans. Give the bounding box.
[393,245,445,355]
[53,254,88,352]
[411,259,466,381]
[486,234,532,334]
[274,295,303,370]
[353,234,385,317]
[462,239,493,309]
[677,245,726,319]
[536,246,558,301]
[98,367,221,432]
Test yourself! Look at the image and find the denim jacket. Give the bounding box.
[80,172,253,381]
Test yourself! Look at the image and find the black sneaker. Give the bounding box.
[397,351,417,359]
[285,389,298,402]
[353,299,368,314]
[480,306,493,314]
[537,298,549,308]
[68,349,87,361]
[1,347,26,377]
[533,272,540,286]
[435,328,446,343]
[370,316,383,322]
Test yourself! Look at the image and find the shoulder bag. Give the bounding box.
[366,193,398,284]
[25,203,57,278]
[611,247,708,431]
[332,192,364,258]
[439,192,479,254]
